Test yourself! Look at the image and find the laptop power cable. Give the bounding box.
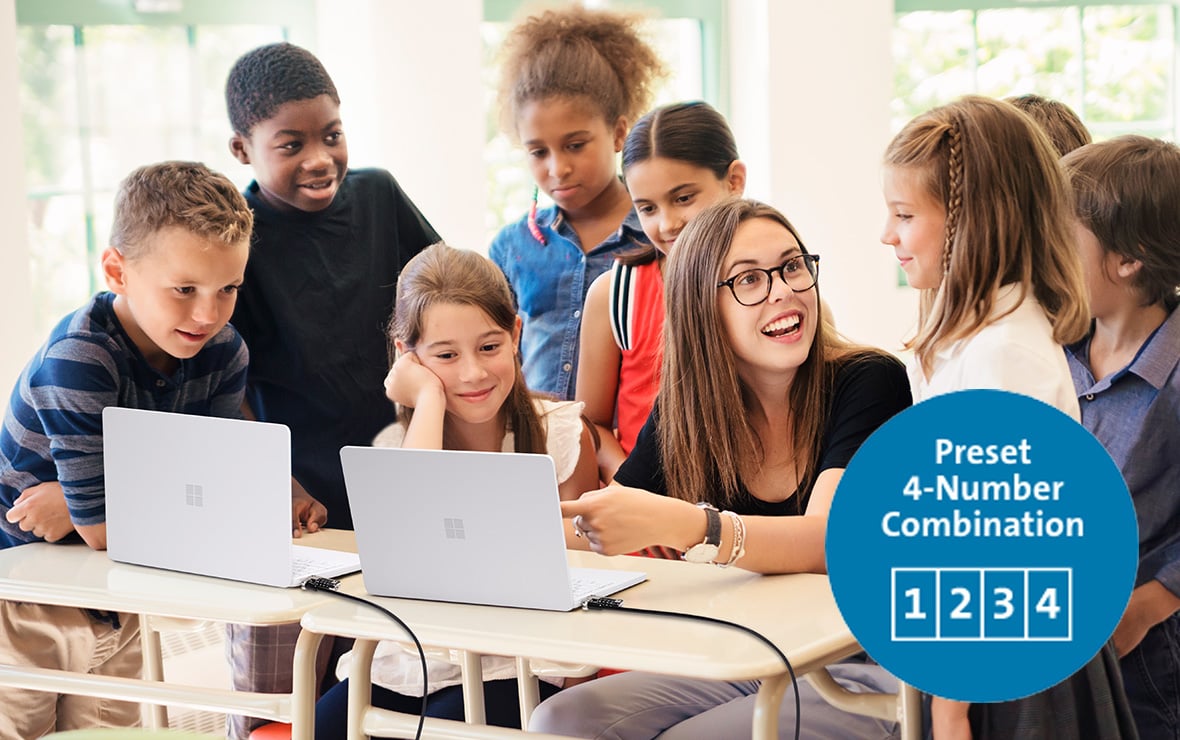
[302,580,429,740]
[581,599,802,740]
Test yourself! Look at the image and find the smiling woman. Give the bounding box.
[530,197,913,737]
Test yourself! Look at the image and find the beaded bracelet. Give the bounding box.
[717,510,746,568]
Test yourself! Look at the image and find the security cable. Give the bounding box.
[302,577,428,740]
[583,597,802,740]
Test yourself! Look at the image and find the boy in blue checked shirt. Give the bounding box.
[1063,135,1180,739]
[0,160,252,737]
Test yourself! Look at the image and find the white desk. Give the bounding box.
[0,530,359,740]
[299,550,907,740]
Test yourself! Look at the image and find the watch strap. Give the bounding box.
[697,502,721,547]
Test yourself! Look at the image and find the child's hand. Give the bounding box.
[291,479,328,538]
[385,352,444,408]
[1113,581,1180,657]
[6,481,75,542]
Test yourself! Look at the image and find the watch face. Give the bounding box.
[683,543,720,564]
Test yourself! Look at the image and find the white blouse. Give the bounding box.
[907,284,1080,420]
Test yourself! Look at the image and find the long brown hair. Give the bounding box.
[389,244,547,454]
[884,95,1090,376]
[659,198,879,510]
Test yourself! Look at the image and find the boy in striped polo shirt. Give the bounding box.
[0,160,253,737]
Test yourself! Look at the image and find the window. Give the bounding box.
[892,1,1178,140]
[16,0,311,337]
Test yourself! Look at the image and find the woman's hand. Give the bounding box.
[385,352,444,408]
[561,486,702,555]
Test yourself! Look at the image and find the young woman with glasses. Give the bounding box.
[532,198,913,738]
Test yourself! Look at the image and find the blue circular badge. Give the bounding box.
[826,389,1137,703]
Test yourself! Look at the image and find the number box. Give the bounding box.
[890,567,1072,641]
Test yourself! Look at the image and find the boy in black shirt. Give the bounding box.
[223,41,440,738]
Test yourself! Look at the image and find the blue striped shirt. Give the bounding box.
[0,292,248,548]
[1067,305,1180,595]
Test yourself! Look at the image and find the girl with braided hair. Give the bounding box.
[881,95,1135,738]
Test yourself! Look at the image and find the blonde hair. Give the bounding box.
[660,198,883,510]
[884,95,1090,375]
[496,4,665,139]
[390,244,547,454]
[110,161,253,260]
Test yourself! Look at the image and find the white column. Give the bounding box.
[0,0,35,393]
[729,0,917,352]
[315,0,487,253]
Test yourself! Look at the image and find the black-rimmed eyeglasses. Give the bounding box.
[716,254,821,306]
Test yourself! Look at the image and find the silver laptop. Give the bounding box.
[341,446,646,611]
[103,407,360,588]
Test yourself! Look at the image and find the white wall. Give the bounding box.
[730,0,918,352]
[0,0,34,391]
[1,0,915,393]
[315,0,487,253]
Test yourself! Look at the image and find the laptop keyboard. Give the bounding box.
[290,545,360,581]
[569,569,630,602]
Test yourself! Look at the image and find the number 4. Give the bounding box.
[1036,588,1060,619]
[903,476,923,501]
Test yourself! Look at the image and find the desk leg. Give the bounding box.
[752,673,788,740]
[346,639,377,740]
[805,667,898,722]
[515,657,540,729]
[291,628,324,740]
[138,614,168,729]
[459,650,486,724]
[898,682,922,740]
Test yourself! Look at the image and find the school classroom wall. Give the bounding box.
[0,0,914,395]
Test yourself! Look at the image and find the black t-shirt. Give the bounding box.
[614,353,912,516]
[232,168,440,529]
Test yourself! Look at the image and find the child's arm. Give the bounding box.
[557,421,600,502]
[930,697,973,740]
[242,398,327,535]
[383,353,446,449]
[1114,579,1180,656]
[574,273,627,480]
[291,478,327,537]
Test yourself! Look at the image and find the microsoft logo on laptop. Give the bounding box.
[444,517,465,540]
[185,483,204,507]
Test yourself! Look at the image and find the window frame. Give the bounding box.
[892,0,1180,142]
[15,0,313,299]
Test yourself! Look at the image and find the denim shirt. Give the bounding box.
[1066,305,1180,595]
[490,204,646,399]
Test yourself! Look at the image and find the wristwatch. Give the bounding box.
[682,502,722,563]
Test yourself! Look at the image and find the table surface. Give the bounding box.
[0,529,363,624]
[302,549,859,681]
